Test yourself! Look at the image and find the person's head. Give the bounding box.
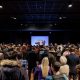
[20,45,27,53]
[65,48,69,51]
[34,47,40,53]
[52,61,61,73]
[75,48,79,56]
[0,53,4,60]
[41,57,49,78]
[70,47,75,52]
[60,56,67,65]
[54,43,58,46]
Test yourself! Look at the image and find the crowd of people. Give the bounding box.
[0,42,80,80]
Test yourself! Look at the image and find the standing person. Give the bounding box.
[34,47,40,65]
[0,53,4,60]
[34,57,51,80]
[20,44,28,60]
[59,56,69,77]
[27,50,37,80]
[67,48,79,80]
[52,62,68,80]
[20,45,29,80]
[56,47,62,61]
[63,48,70,57]
[48,51,56,67]
[43,40,46,46]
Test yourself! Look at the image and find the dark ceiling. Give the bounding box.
[0,0,80,31]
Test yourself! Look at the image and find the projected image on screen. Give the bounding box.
[31,36,49,46]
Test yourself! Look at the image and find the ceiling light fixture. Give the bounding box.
[68,4,72,8]
[54,23,57,26]
[11,17,16,20]
[21,24,23,26]
[0,5,3,8]
[63,17,67,19]
[49,24,53,27]
[13,17,16,20]
[59,17,62,19]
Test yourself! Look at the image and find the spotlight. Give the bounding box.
[21,24,23,26]
[59,17,62,20]
[13,17,16,20]
[11,17,17,20]
[68,4,72,8]
[49,32,51,34]
[63,17,67,19]
[54,23,57,26]
[0,5,3,8]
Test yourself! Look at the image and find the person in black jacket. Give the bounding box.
[27,51,37,80]
[67,48,79,80]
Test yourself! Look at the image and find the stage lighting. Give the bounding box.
[59,17,62,20]
[13,17,16,20]
[54,23,57,26]
[11,17,16,20]
[0,5,3,8]
[68,4,72,8]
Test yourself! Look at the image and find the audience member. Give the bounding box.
[59,56,69,76]
[0,42,80,80]
[34,57,51,80]
[67,48,79,80]
[52,61,68,80]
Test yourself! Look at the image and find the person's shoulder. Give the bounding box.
[53,74,68,80]
[63,74,68,80]
[63,64,69,68]
[35,65,42,72]
[45,75,53,80]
